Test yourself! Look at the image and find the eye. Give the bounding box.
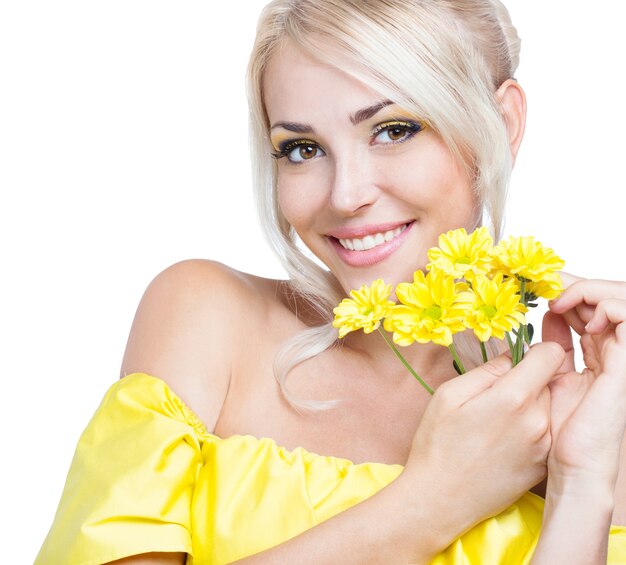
[371,120,423,145]
[272,140,325,164]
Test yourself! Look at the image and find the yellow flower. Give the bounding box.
[526,274,563,300]
[383,270,473,347]
[333,279,395,338]
[493,236,565,283]
[427,226,493,279]
[465,274,528,342]
[506,272,564,301]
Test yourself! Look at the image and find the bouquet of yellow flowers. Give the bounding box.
[332,227,565,394]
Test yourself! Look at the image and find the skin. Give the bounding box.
[107,45,626,565]
[531,276,626,563]
[269,48,478,295]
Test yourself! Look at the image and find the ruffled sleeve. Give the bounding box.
[35,373,207,565]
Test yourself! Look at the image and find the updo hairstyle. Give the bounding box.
[246,0,522,409]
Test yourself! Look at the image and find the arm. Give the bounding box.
[119,261,564,563]
[120,260,237,431]
[231,345,565,564]
[532,477,614,564]
[118,261,445,563]
[531,277,626,564]
[611,431,626,525]
[35,261,248,565]
[106,261,238,565]
[230,468,456,565]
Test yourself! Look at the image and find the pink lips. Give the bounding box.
[327,221,414,267]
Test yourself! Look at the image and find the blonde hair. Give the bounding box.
[246,0,521,410]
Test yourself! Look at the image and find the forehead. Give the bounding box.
[262,42,385,124]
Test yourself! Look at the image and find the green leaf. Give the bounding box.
[525,323,534,344]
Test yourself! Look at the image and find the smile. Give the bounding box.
[327,221,414,267]
[338,224,409,251]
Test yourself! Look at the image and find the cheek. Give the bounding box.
[276,178,305,229]
[385,140,476,211]
[276,171,328,229]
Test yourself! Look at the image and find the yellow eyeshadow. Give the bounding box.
[269,132,296,151]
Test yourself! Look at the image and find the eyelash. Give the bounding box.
[271,140,320,163]
[371,120,424,144]
[271,119,424,164]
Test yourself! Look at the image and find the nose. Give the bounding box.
[329,151,379,216]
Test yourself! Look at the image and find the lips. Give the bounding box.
[327,221,415,267]
[338,224,409,251]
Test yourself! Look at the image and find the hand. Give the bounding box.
[404,343,564,545]
[543,274,626,486]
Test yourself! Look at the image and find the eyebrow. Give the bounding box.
[350,99,395,125]
[270,121,315,134]
[270,99,395,133]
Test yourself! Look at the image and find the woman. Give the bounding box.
[35,0,626,563]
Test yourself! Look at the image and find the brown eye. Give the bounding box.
[298,145,318,160]
[387,127,407,141]
[281,140,325,163]
[372,120,423,146]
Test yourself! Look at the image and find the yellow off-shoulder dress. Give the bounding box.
[36,373,626,564]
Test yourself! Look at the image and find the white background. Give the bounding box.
[1,1,624,562]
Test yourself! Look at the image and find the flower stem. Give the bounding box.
[378,329,434,395]
[512,278,528,366]
[506,332,515,357]
[448,343,466,374]
[480,341,488,364]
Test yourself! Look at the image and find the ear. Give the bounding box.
[496,78,527,165]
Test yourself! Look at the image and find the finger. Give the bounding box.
[559,271,585,289]
[560,306,590,336]
[550,279,626,313]
[436,353,512,406]
[542,311,575,373]
[581,333,601,373]
[576,303,596,324]
[491,341,565,397]
[586,299,626,340]
[548,369,592,430]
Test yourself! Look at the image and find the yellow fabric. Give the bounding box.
[36,373,626,564]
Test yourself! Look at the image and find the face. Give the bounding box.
[263,44,479,294]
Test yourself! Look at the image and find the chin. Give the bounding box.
[339,264,421,297]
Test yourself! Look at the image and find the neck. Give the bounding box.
[344,329,458,392]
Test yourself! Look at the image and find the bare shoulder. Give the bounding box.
[121,259,282,432]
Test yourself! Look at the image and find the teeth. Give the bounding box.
[338,224,408,252]
[362,235,375,250]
